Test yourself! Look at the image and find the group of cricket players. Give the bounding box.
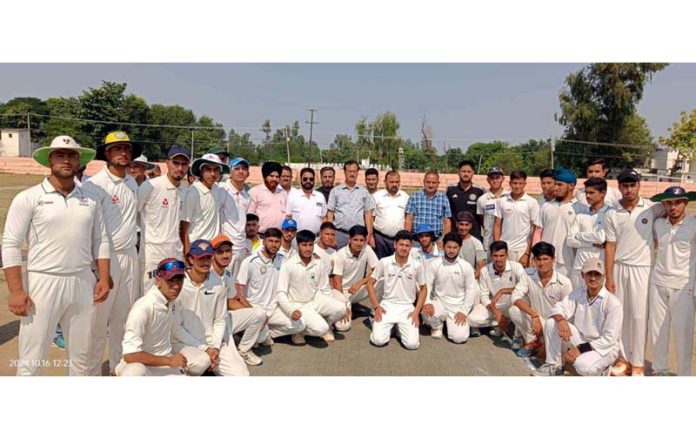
[2,130,695,377]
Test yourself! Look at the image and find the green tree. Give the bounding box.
[482,150,524,174]
[462,141,509,172]
[0,97,49,143]
[147,104,197,158]
[517,139,552,175]
[78,81,128,140]
[41,97,90,147]
[326,134,356,164]
[442,147,465,173]
[372,112,402,169]
[228,129,258,164]
[660,109,696,178]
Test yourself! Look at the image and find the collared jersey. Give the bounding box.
[172,273,227,350]
[458,236,484,269]
[137,175,189,263]
[327,183,375,230]
[410,245,442,285]
[237,251,285,312]
[372,188,409,237]
[604,197,661,266]
[551,286,623,357]
[428,257,477,313]
[1,178,110,274]
[651,215,696,289]
[285,189,327,234]
[567,204,612,271]
[476,190,507,251]
[512,269,573,318]
[182,180,225,243]
[372,255,426,305]
[276,253,332,314]
[248,183,288,233]
[494,192,541,253]
[82,166,139,251]
[478,260,527,306]
[446,183,485,240]
[122,286,176,357]
[540,199,586,268]
[576,185,622,208]
[219,181,245,251]
[332,244,379,288]
[314,244,336,277]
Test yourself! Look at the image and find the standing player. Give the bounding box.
[3,135,110,376]
[367,230,428,350]
[372,170,409,258]
[454,211,485,273]
[476,167,506,255]
[422,233,478,344]
[648,187,696,376]
[604,169,662,377]
[493,170,541,267]
[446,160,484,241]
[221,157,251,278]
[538,169,556,207]
[575,159,622,208]
[82,131,142,376]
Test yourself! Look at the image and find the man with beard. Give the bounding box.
[248,161,288,235]
[3,135,110,375]
[446,160,484,241]
[285,167,327,234]
[317,166,335,203]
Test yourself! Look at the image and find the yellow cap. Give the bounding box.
[104,131,131,146]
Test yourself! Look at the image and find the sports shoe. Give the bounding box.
[52,333,65,350]
[609,359,631,376]
[531,363,563,376]
[240,350,263,366]
[335,318,351,332]
[431,327,443,339]
[322,330,335,343]
[510,337,524,351]
[470,328,481,337]
[291,333,307,346]
[488,327,502,337]
[631,366,645,377]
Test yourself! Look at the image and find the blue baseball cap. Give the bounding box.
[229,157,249,169]
[414,223,435,236]
[282,218,298,230]
[167,145,191,161]
[554,167,577,184]
[188,239,215,258]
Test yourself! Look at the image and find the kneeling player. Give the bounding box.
[422,233,478,343]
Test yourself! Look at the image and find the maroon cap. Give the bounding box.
[156,258,186,280]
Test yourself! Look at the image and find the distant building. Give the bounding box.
[0,128,33,157]
[651,145,696,181]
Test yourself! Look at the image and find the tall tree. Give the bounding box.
[78,81,128,140]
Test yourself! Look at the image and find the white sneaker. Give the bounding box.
[335,318,351,332]
[431,327,443,339]
[240,350,263,366]
[291,333,307,346]
[322,330,335,343]
[488,327,502,337]
[532,363,563,376]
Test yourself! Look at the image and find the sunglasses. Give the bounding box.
[302,177,315,182]
[159,260,186,272]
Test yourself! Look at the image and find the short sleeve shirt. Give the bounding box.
[327,183,375,230]
[372,255,426,305]
[405,190,452,239]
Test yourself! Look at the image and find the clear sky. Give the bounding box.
[1,63,694,152]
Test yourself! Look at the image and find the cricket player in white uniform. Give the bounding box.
[468,240,528,348]
[566,177,612,289]
[115,258,188,376]
[171,239,249,376]
[368,230,428,350]
[647,187,696,376]
[236,227,306,345]
[604,169,662,377]
[410,223,442,285]
[493,170,541,267]
[422,233,478,343]
[331,225,380,332]
[221,157,252,279]
[476,167,506,255]
[277,219,299,260]
[511,242,573,358]
[138,146,191,292]
[2,135,111,376]
[82,131,142,375]
[575,159,622,208]
[539,167,585,277]
[276,230,347,345]
[210,235,266,366]
[314,222,337,276]
[533,258,623,376]
[180,153,230,255]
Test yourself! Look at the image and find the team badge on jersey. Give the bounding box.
[111,194,120,203]
[642,218,648,224]
[260,266,267,274]
[162,198,169,206]
[469,194,477,201]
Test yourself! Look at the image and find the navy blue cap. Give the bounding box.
[617,169,640,183]
[188,239,215,258]
[167,145,191,161]
[650,186,696,202]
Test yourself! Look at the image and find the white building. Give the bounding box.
[651,145,696,181]
[0,128,33,157]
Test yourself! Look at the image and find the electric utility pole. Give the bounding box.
[306,109,318,165]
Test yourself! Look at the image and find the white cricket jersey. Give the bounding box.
[82,166,139,252]
[182,180,225,243]
[237,251,285,312]
[551,286,623,357]
[314,244,336,277]
[212,266,236,299]
[332,244,379,289]
[428,257,477,314]
[604,197,661,267]
[651,216,696,289]
[219,181,245,252]
[458,236,484,269]
[476,190,506,251]
[567,204,612,272]
[137,176,189,263]
[372,255,426,306]
[478,260,527,306]
[511,269,573,318]
[494,192,541,253]
[285,189,327,234]
[121,286,176,357]
[276,254,332,314]
[575,185,622,208]
[1,178,110,274]
[372,189,409,237]
[410,245,442,285]
[540,199,586,268]
[172,273,228,350]
[277,241,297,260]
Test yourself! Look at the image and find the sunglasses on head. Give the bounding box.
[159,260,186,272]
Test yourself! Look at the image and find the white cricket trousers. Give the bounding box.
[423,298,470,344]
[614,262,650,367]
[544,318,617,375]
[17,270,96,376]
[648,283,696,376]
[90,247,140,375]
[230,307,266,353]
[114,359,185,376]
[292,293,347,337]
[259,306,306,340]
[174,345,249,376]
[334,281,384,331]
[469,299,530,341]
[370,301,420,350]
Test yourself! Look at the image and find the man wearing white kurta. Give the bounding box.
[2,135,111,376]
[82,131,141,375]
[566,177,612,289]
[532,258,622,376]
[276,230,347,345]
[138,146,190,292]
[648,187,696,376]
[171,240,249,376]
[604,169,663,377]
[422,233,478,344]
[368,230,428,350]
